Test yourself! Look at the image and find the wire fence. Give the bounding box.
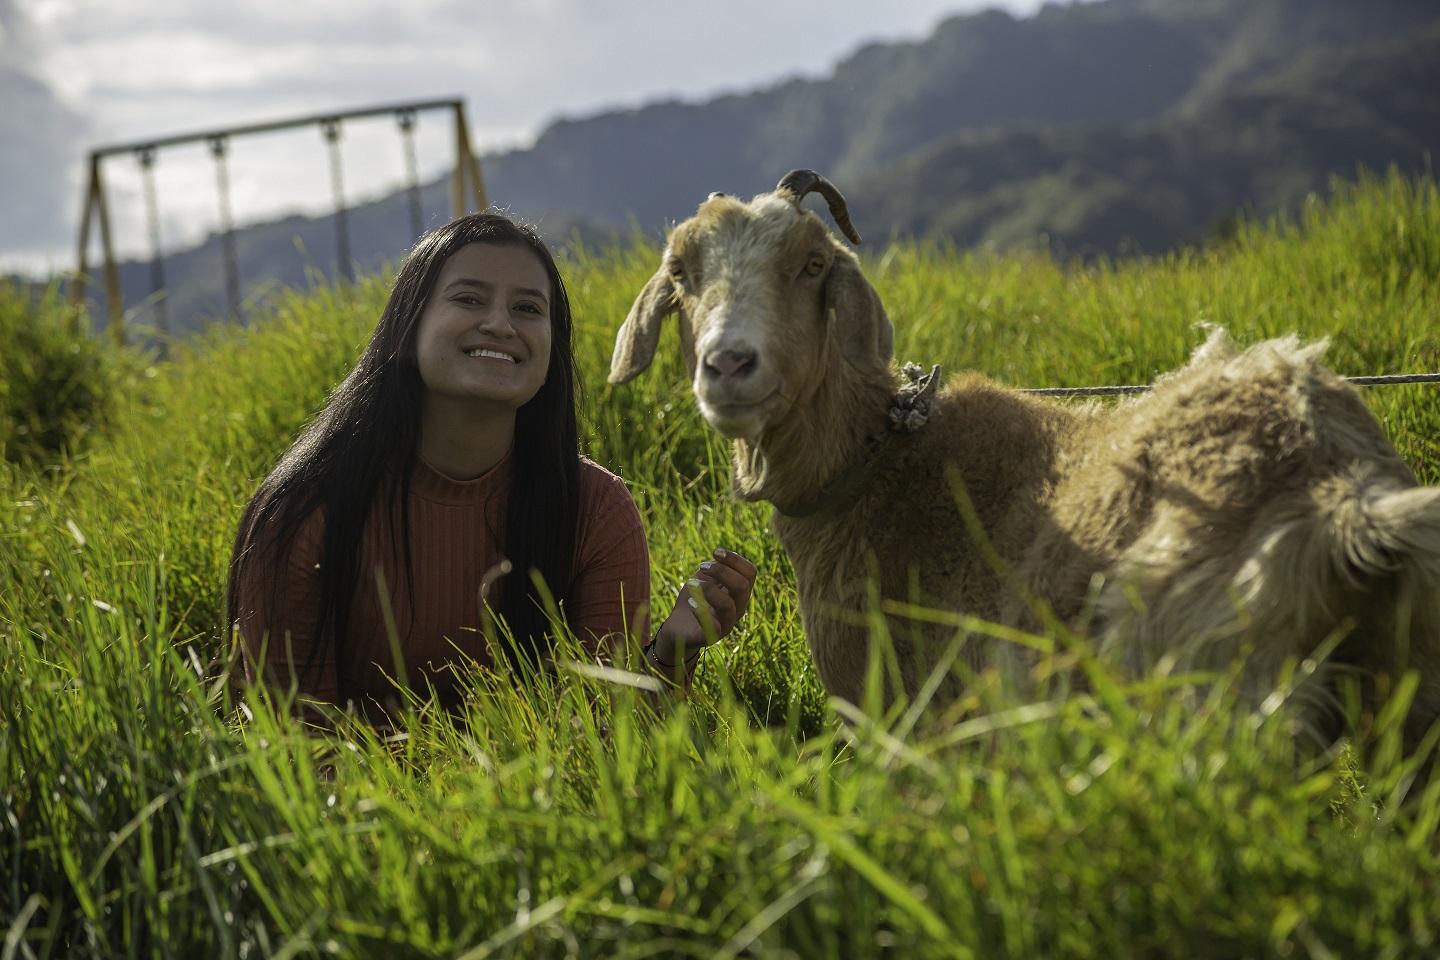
[1023,371,1440,398]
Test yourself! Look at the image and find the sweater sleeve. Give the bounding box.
[233,508,340,706]
[567,462,651,659]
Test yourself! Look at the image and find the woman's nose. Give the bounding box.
[474,303,514,336]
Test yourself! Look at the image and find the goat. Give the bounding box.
[609,170,1440,746]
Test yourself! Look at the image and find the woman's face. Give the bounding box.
[414,242,554,409]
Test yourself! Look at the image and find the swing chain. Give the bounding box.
[134,145,169,340]
[320,119,353,282]
[396,108,423,241]
[207,135,243,321]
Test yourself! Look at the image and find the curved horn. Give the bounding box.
[775,169,862,245]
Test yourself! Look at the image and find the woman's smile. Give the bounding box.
[464,347,518,362]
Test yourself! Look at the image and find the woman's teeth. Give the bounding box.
[466,348,517,362]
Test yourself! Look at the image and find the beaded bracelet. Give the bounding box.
[646,639,703,672]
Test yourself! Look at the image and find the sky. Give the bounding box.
[0,0,1056,276]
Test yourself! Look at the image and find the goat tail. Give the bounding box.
[1232,471,1440,626]
[1208,471,1440,694]
[1324,479,1440,595]
[1309,474,1440,745]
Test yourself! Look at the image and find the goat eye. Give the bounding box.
[803,256,826,278]
[668,261,687,285]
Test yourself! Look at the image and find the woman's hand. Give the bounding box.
[650,548,757,673]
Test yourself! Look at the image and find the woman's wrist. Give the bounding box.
[647,629,702,672]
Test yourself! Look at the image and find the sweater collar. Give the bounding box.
[410,448,514,505]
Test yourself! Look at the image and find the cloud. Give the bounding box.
[0,0,89,266]
[42,0,1024,137]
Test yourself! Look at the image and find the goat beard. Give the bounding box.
[730,439,771,502]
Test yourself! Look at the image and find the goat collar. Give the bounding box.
[777,362,942,520]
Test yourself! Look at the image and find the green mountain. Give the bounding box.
[854,22,1440,255]
[88,0,1440,337]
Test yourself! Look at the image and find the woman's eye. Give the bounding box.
[803,256,826,278]
[513,301,543,315]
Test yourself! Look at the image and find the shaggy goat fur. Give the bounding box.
[610,178,1440,746]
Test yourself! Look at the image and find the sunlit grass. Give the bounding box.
[4,170,1440,957]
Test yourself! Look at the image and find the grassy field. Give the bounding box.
[4,170,1440,957]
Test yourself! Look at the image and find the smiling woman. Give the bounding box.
[225,212,756,723]
[413,243,556,478]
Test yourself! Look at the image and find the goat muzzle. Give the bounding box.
[775,169,862,245]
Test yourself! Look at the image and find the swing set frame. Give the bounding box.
[70,96,487,344]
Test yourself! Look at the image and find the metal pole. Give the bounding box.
[89,97,465,158]
[454,107,487,211]
[451,103,467,219]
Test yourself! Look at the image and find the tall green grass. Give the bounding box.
[0,282,122,468]
[4,170,1440,957]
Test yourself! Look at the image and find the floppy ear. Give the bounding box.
[609,267,679,384]
[824,251,893,371]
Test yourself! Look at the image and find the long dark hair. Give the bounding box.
[226,212,581,682]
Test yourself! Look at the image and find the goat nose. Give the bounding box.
[703,348,759,380]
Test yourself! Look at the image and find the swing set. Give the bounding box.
[70,97,487,345]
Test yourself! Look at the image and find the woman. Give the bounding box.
[227,213,755,720]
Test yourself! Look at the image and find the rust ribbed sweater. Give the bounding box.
[235,453,650,714]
